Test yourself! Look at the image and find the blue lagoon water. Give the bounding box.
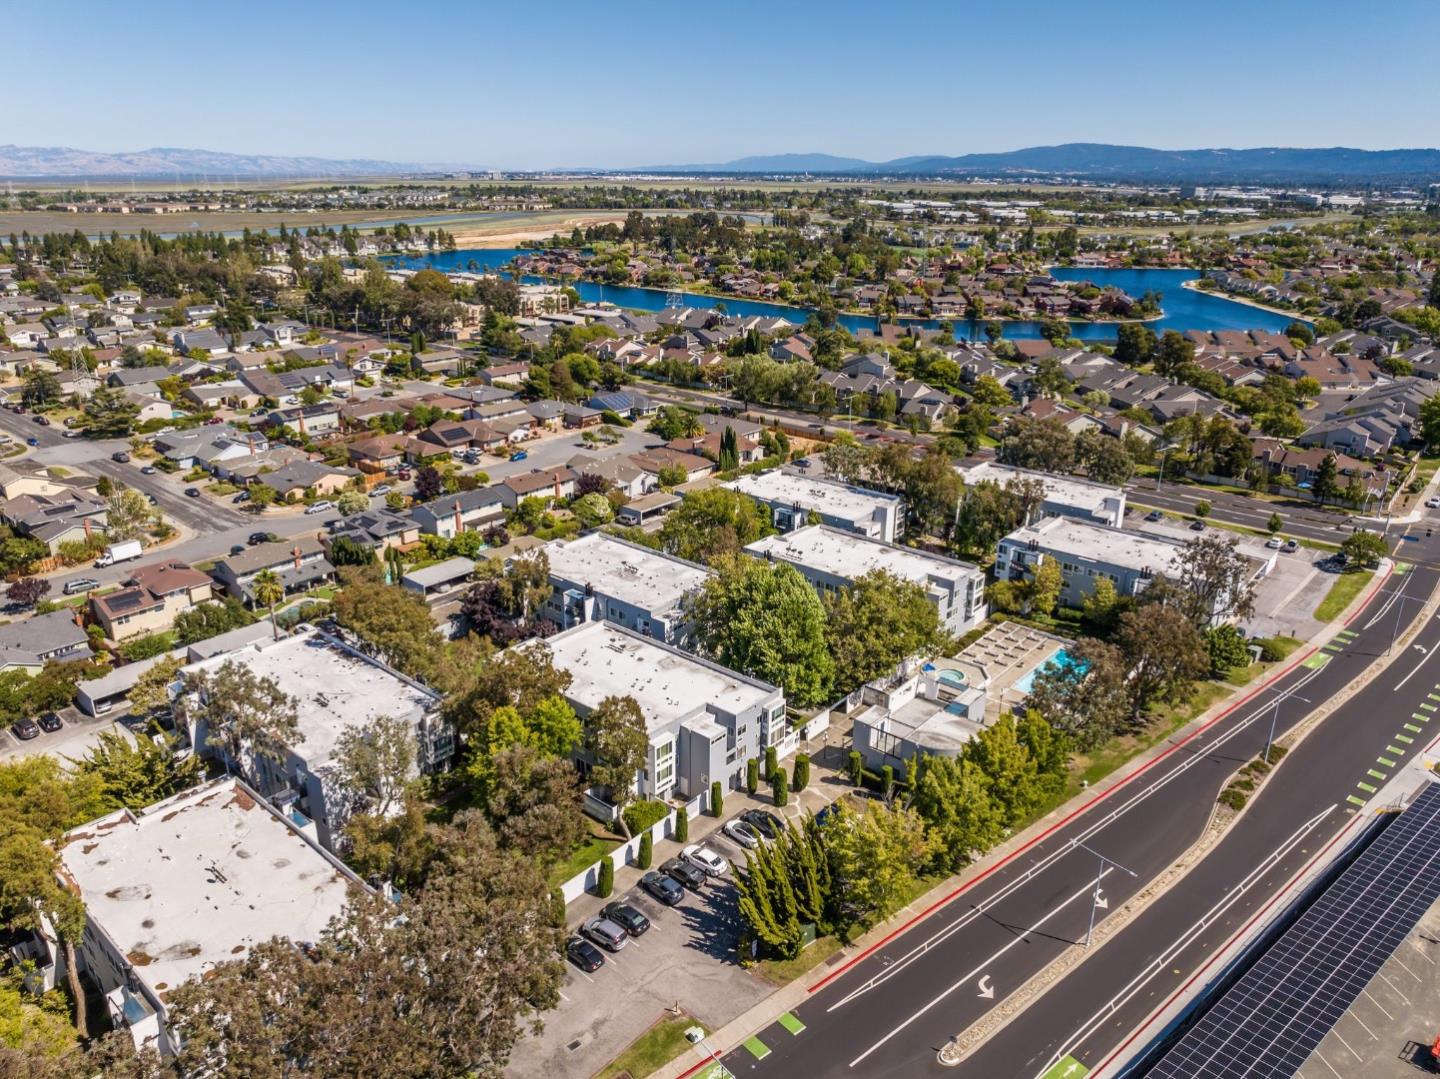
[393,250,1300,341]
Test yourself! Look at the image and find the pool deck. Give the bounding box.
[954,622,1071,723]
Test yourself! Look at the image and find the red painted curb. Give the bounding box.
[805,565,1393,996]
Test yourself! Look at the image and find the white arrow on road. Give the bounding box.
[1062,1063,1080,1077]
[1093,889,1107,911]
[977,975,994,1000]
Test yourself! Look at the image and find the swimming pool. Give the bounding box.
[1015,649,1083,696]
[936,669,968,690]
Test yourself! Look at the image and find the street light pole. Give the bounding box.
[1074,842,1137,948]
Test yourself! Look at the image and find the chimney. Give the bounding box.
[293,545,302,571]
[453,501,462,536]
[83,517,92,537]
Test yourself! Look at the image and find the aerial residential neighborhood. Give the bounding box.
[3,5,1440,1079]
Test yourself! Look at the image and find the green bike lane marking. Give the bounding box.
[1406,723,1424,733]
[777,1012,806,1035]
[743,1036,770,1060]
[1357,782,1378,793]
[1302,653,1331,670]
[1347,795,1368,807]
[1368,769,1388,780]
[1040,1056,1090,1079]
[1379,756,1397,767]
[1397,734,1415,744]
[1386,745,1405,756]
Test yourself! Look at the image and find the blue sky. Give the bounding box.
[10,0,1440,168]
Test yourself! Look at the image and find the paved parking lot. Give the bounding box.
[0,704,125,762]
[513,742,852,1078]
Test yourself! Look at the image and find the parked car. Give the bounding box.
[305,500,334,515]
[37,712,63,733]
[62,577,100,595]
[601,902,650,937]
[396,470,411,481]
[682,844,730,877]
[61,429,82,439]
[722,819,765,849]
[248,531,280,545]
[565,936,605,973]
[1427,496,1440,509]
[372,484,392,496]
[1265,536,1284,549]
[742,809,786,840]
[111,451,130,463]
[232,490,251,503]
[661,857,707,891]
[10,717,39,740]
[185,487,201,498]
[1144,509,1163,522]
[639,871,685,906]
[230,544,246,556]
[140,465,157,475]
[32,415,49,426]
[1189,519,1206,531]
[581,916,629,953]
[1282,539,1300,553]
[509,449,528,462]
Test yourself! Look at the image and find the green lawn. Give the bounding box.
[1224,636,1304,686]
[756,934,844,986]
[596,1015,706,1079]
[1314,569,1375,623]
[547,828,623,889]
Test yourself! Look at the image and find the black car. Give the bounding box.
[230,544,247,556]
[11,717,40,740]
[661,857,706,891]
[566,936,605,973]
[37,712,63,733]
[640,871,685,906]
[248,531,279,545]
[742,809,786,840]
[1189,519,1206,531]
[602,902,650,937]
[185,487,201,498]
[111,451,130,463]
[232,490,251,503]
[32,415,49,426]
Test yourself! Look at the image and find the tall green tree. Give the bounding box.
[911,754,1005,871]
[69,729,201,811]
[824,569,948,692]
[81,383,141,437]
[657,488,774,563]
[966,713,1042,828]
[691,556,834,707]
[584,695,649,837]
[181,660,302,775]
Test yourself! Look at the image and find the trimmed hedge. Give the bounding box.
[773,770,789,808]
[765,745,778,782]
[710,780,723,817]
[747,758,760,794]
[675,806,689,843]
[793,753,810,791]
[597,859,614,898]
[622,799,669,836]
[637,832,653,869]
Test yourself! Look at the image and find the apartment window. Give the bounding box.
[653,740,675,792]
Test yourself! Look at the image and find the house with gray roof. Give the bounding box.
[0,609,91,673]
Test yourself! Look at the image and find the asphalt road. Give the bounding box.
[720,521,1440,1079]
[1125,480,1374,547]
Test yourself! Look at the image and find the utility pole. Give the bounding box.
[1074,842,1137,948]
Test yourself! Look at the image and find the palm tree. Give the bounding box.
[253,568,284,640]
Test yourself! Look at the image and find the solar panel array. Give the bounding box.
[1146,780,1440,1079]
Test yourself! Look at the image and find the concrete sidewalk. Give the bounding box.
[650,562,1397,1079]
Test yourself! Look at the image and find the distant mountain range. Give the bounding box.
[0,145,468,179]
[640,144,1440,183]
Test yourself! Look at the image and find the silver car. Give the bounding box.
[581,916,629,952]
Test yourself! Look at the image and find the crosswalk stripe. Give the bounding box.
[1379,757,1397,767]
[1397,734,1414,744]
[1348,795,1368,806]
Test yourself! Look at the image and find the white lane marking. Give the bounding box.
[847,871,1113,1069]
[827,665,1330,1013]
[1038,805,1336,1079]
[1313,1051,1346,1079]
[1393,638,1440,690]
[1332,1029,1364,1060]
[1348,1004,1381,1039]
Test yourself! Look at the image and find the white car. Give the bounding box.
[1426,496,1440,509]
[305,500,334,515]
[1265,536,1284,549]
[371,484,392,496]
[722,819,765,849]
[681,844,730,877]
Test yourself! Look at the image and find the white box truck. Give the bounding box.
[95,540,143,568]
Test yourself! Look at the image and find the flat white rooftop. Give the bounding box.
[543,533,712,611]
[58,778,356,1000]
[745,525,981,587]
[725,471,901,524]
[186,627,437,768]
[958,461,1123,517]
[1006,515,1184,574]
[541,621,777,733]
